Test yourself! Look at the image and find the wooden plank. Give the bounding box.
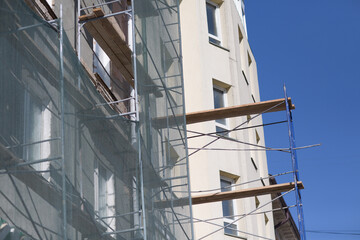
[91,20,132,73]
[79,11,97,22]
[80,8,135,87]
[86,20,134,86]
[152,98,295,128]
[79,8,102,22]
[186,98,295,125]
[154,181,303,209]
[92,9,131,65]
[192,181,304,205]
[94,73,117,101]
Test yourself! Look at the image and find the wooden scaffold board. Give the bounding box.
[191,181,304,205]
[154,181,303,208]
[186,98,295,125]
[79,8,134,87]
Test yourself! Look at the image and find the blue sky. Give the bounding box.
[245,1,360,239]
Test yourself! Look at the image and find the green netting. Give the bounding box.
[0,0,192,239]
[134,0,193,239]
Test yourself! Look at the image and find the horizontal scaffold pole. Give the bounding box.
[154,181,303,209]
[186,98,295,125]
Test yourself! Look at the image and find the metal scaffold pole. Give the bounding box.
[130,0,146,238]
[59,4,67,240]
[284,85,306,240]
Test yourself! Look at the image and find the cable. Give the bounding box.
[186,120,288,140]
[193,205,297,223]
[162,210,272,240]
[198,189,295,240]
[188,147,287,152]
[306,230,360,236]
[173,171,293,193]
[187,143,321,152]
[186,101,287,161]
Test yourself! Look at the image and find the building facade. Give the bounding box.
[180,0,276,239]
[0,0,303,239]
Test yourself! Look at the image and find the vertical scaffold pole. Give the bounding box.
[130,0,146,238]
[59,5,67,240]
[76,0,81,89]
[176,0,194,237]
[284,85,306,240]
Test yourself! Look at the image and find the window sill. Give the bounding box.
[209,41,230,52]
[224,233,247,239]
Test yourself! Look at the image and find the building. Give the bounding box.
[180,0,276,239]
[0,0,305,239]
[270,177,300,240]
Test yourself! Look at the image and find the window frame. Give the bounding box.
[93,39,111,88]
[23,91,52,178]
[206,0,222,45]
[94,160,116,231]
[213,85,229,135]
[220,176,239,237]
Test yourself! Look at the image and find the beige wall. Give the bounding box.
[180,0,275,239]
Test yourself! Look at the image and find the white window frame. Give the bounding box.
[220,176,239,236]
[213,85,229,134]
[94,160,115,231]
[234,0,247,36]
[23,92,52,180]
[206,0,222,45]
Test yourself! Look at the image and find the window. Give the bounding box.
[238,26,244,43]
[94,161,115,231]
[213,85,228,136]
[251,157,258,171]
[255,130,260,143]
[235,0,247,33]
[264,213,269,225]
[255,196,260,208]
[206,1,221,45]
[221,177,238,236]
[246,114,251,123]
[242,70,249,85]
[247,51,252,66]
[93,39,111,87]
[241,0,246,26]
[23,92,51,177]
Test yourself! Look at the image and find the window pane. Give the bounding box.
[221,179,234,218]
[224,223,238,236]
[206,3,217,36]
[216,126,228,136]
[222,200,234,218]
[98,164,107,218]
[213,88,226,125]
[209,37,221,45]
[213,88,224,109]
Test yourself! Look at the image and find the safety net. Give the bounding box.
[0,0,192,239]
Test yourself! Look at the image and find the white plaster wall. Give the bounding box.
[180,0,275,239]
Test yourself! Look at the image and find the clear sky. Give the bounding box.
[245,0,360,239]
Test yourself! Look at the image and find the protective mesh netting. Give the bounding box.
[0,0,192,239]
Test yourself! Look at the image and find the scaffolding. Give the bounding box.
[179,90,307,240]
[0,0,193,239]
